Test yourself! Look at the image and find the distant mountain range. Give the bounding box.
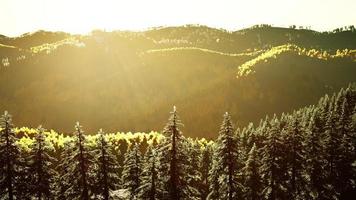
[1,25,356,138]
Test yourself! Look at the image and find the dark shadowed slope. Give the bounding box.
[0,25,356,138]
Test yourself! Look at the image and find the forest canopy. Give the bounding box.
[0,84,355,199]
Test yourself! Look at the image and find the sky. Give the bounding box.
[1,0,355,36]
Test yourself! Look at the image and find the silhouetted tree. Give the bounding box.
[212,112,241,200]
[138,146,160,200]
[199,144,212,200]
[242,143,262,200]
[64,122,93,200]
[28,126,57,199]
[305,109,325,199]
[122,143,142,199]
[94,129,120,200]
[56,141,74,200]
[283,114,306,199]
[0,111,21,200]
[260,117,288,200]
[157,106,193,199]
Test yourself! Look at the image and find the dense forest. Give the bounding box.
[1,25,356,137]
[1,84,355,199]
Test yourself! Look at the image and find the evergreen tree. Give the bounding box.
[28,125,57,199]
[157,106,193,199]
[212,112,241,200]
[242,143,262,200]
[138,146,161,200]
[199,143,212,200]
[64,122,93,200]
[56,141,75,200]
[323,108,341,199]
[207,146,220,200]
[0,111,21,200]
[94,129,120,200]
[184,138,201,199]
[335,94,356,196]
[260,116,288,200]
[283,114,306,199]
[305,109,325,199]
[122,142,142,199]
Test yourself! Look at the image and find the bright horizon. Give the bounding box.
[1,0,356,37]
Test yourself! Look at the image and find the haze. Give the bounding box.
[1,0,355,36]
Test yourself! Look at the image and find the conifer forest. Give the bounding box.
[1,84,355,199]
[1,1,356,199]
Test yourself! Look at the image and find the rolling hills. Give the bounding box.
[1,25,356,138]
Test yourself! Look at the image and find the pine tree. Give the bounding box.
[242,143,262,200]
[199,143,212,200]
[94,129,120,200]
[122,142,142,199]
[157,106,193,199]
[283,113,306,199]
[335,94,355,196]
[138,146,161,200]
[260,116,288,200]
[207,146,220,200]
[212,112,241,200]
[0,111,21,200]
[64,122,93,200]
[28,125,57,199]
[305,109,325,199]
[184,138,201,199]
[56,141,75,200]
[323,108,341,199]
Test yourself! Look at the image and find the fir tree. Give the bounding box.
[305,109,325,199]
[0,111,21,200]
[56,141,75,200]
[94,129,120,200]
[335,95,355,196]
[260,116,288,200]
[28,125,57,199]
[184,138,201,199]
[122,142,142,199]
[157,106,193,199]
[138,146,161,200]
[199,143,212,200]
[64,122,93,200]
[242,143,262,200]
[283,114,306,199]
[207,146,220,200]
[213,112,241,200]
[324,108,341,199]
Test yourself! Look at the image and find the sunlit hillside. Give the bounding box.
[1,25,356,138]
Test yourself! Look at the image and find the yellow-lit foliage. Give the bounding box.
[145,47,261,57]
[0,44,17,49]
[9,127,164,152]
[30,37,85,55]
[237,44,356,78]
[194,137,214,151]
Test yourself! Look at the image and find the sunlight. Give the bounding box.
[1,0,356,36]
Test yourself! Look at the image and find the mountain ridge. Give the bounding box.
[1,25,356,138]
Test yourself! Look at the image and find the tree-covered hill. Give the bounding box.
[0,25,356,138]
[1,84,355,199]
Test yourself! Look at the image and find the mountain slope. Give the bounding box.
[0,25,356,138]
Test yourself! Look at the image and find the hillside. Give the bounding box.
[2,84,356,199]
[1,25,356,138]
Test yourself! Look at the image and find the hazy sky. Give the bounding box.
[1,0,355,36]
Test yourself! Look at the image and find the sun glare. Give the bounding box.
[1,0,356,36]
